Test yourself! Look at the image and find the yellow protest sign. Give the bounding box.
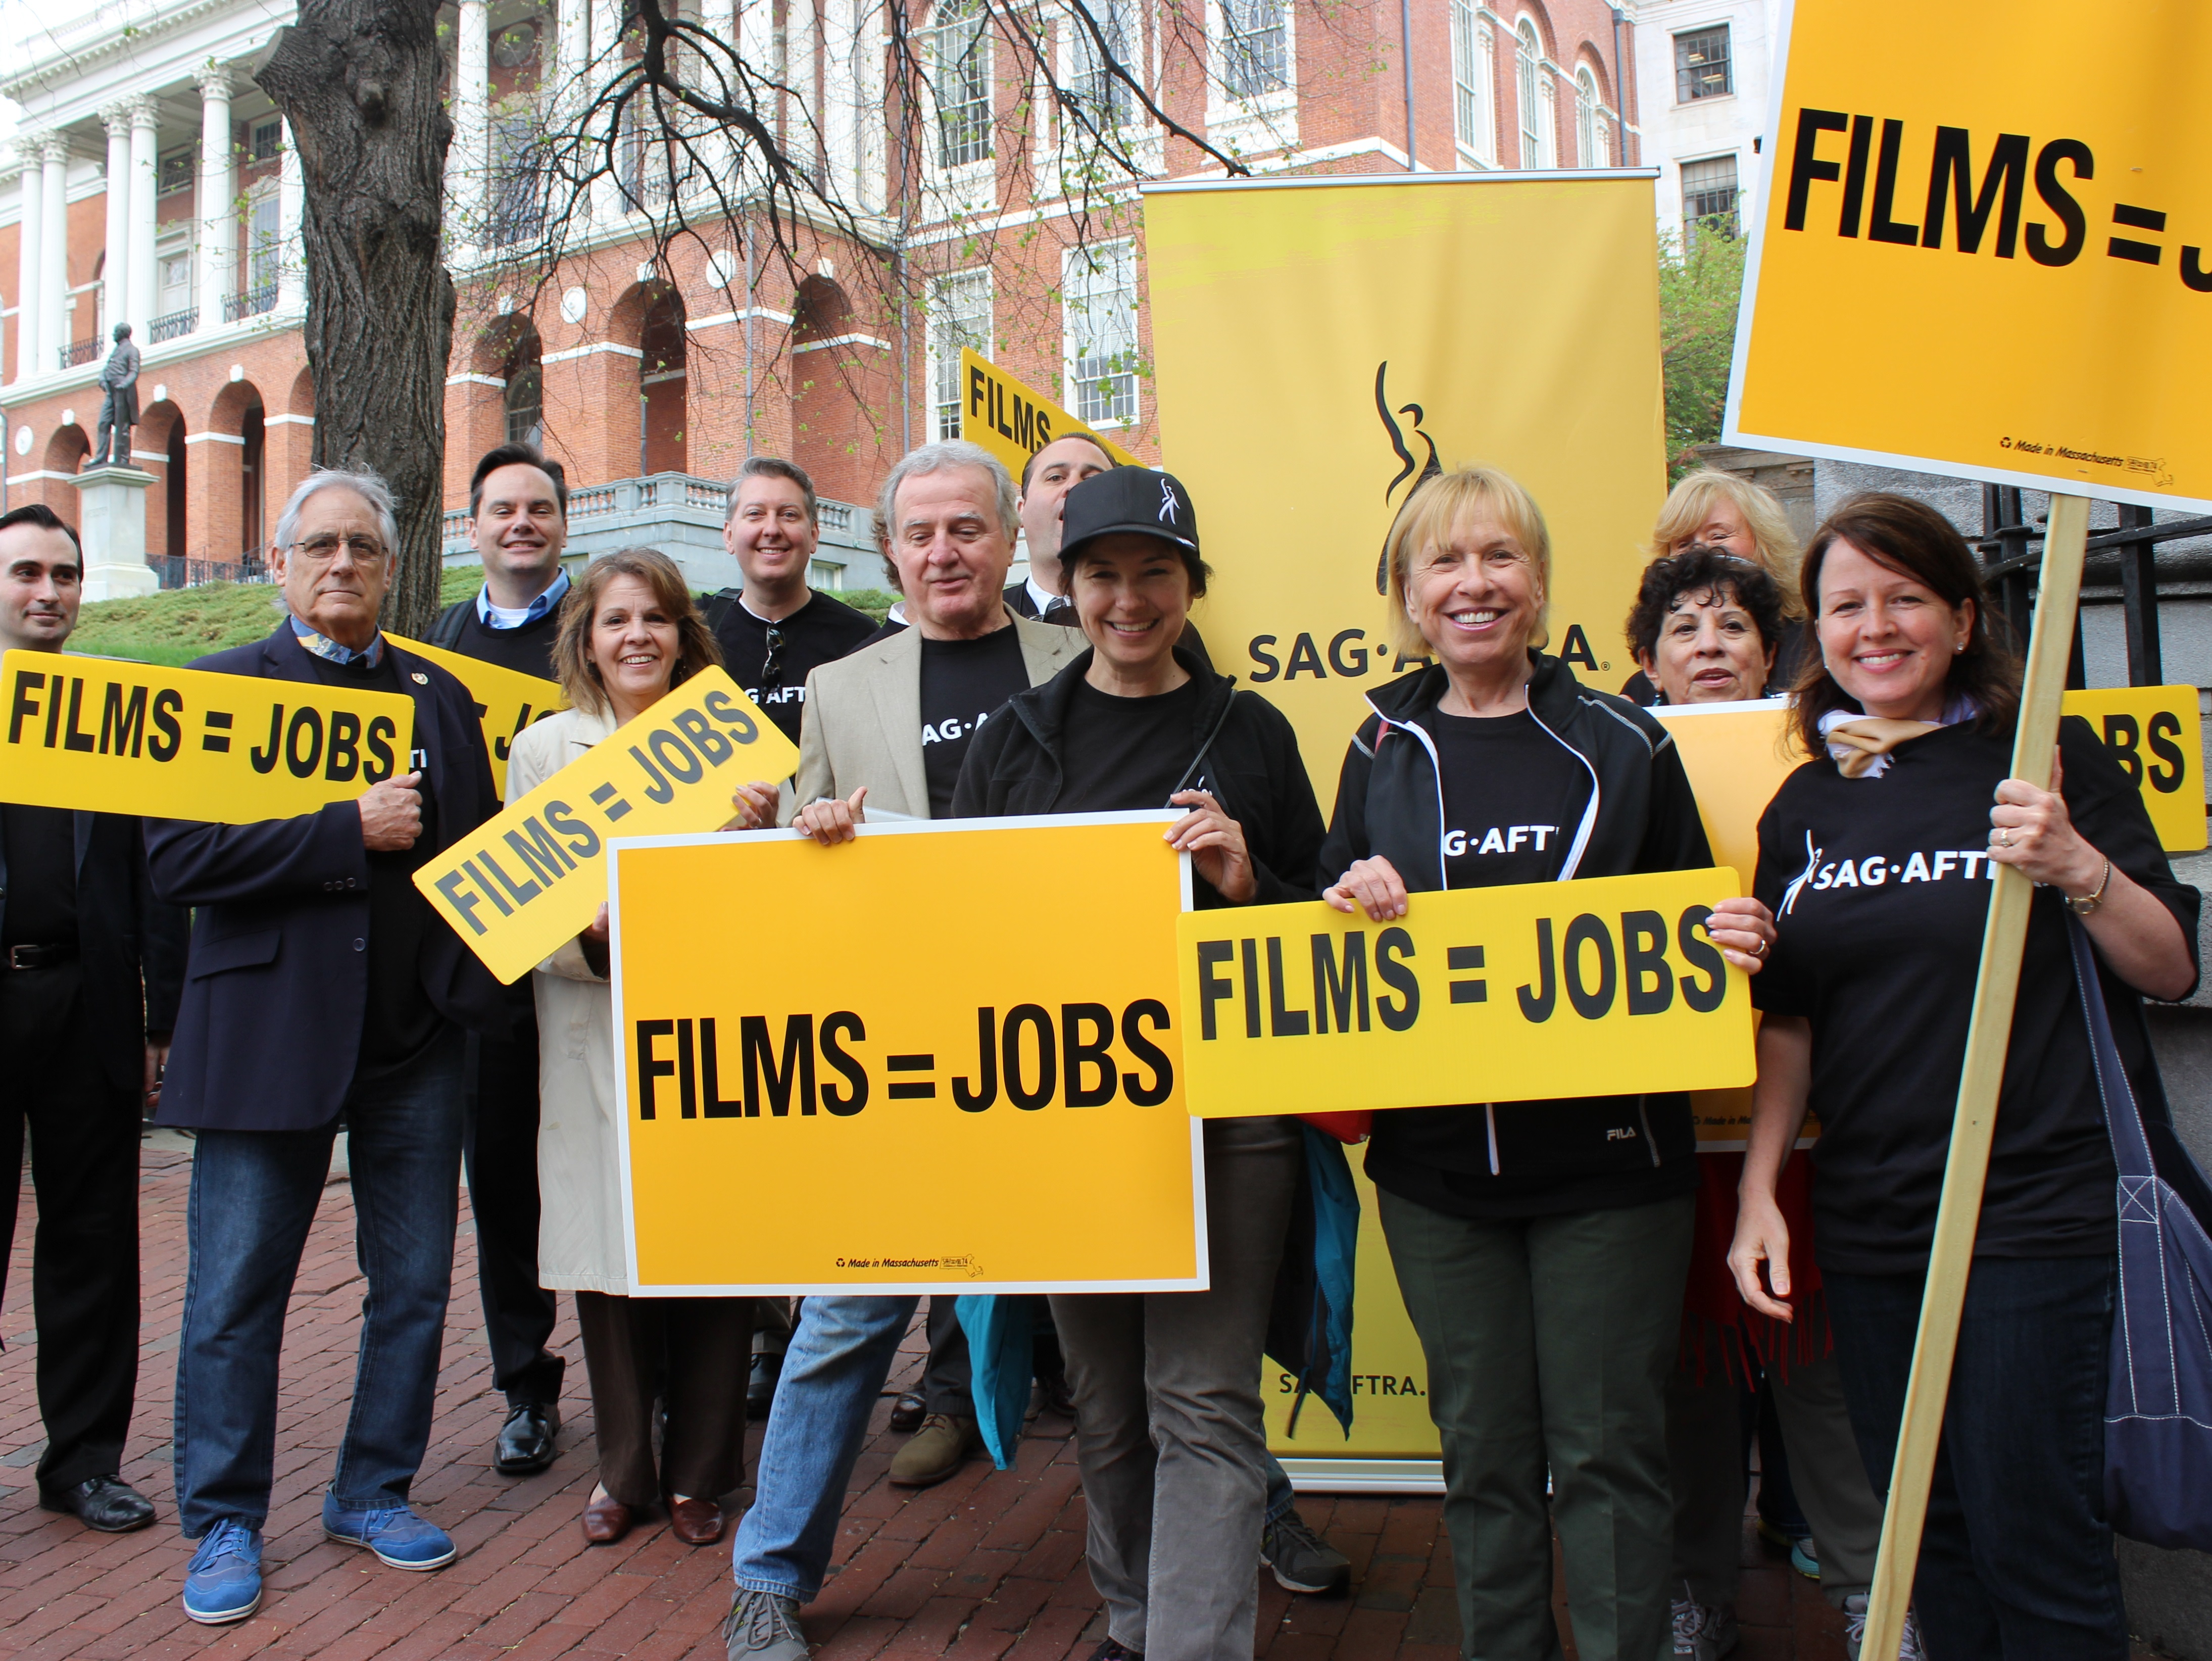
[2064,685,2205,852]
[386,634,566,798]
[0,649,416,822]
[414,668,797,984]
[1176,869,1753,1119]
[610,814,1202,1293]
[1728,0,2212,508]
[1143,174,1666,804]
[958,348,1137,483]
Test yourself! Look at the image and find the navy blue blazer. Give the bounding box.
[147,624,508,1131]
[0,810,188,1093]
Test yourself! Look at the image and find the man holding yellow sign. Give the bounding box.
[1313,467,1776,1661]
[146,469,512,1627]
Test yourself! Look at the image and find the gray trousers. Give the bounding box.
[1051,1115,1300,1661]
[1382,1187,1695,1661]
[1668,1350,1885,1608]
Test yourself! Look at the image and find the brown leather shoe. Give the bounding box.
[581,1493,634,1545]
[667,1495,724,1546]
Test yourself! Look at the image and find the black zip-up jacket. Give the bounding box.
[952,647,1325,909]
[1319,652,1714,1211]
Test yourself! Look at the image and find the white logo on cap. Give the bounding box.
[1158,480,1178,524]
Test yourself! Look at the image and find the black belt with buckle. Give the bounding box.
[5,942,76,971]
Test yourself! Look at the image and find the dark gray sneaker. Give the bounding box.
[724,1589,808,1661]
[1670,1591,1739,1661]
[1261,1508,1351,1595]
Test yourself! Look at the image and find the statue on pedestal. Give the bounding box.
[90,323,140,469]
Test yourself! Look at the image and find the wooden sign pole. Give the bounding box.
[1859,492,2092,1661]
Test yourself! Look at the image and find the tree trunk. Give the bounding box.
[258,0,454,638]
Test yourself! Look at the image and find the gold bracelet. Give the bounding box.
[2064,856,2113,916]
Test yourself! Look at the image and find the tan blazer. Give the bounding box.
[788,610,1082,822]
[508,703,632,1293]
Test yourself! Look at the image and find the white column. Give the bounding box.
[822,0,857,205]
[276,118,304,311]
[589,0,623,222]
[101,107,131,343]
[126,97,159,340]
[450,0,489,250]
[39,134,69,372]
[15,147,42,384]
[196,68,234,335]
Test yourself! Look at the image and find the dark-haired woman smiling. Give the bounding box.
[1731,493,2197,1658]
[955,466,1323,1661]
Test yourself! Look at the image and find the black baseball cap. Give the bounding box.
[1058,466,1200,565]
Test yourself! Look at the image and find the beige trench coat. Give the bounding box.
[507,703,632,1294]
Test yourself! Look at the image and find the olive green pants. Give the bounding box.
[1380,1187,1695,1661]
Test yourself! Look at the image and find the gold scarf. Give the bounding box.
[1824,717,1939,779]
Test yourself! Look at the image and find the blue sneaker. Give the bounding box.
[1790,1536,1820,1579]
[181,1519,264,1625]
[321,1497,456,1570]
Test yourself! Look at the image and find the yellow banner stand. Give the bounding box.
[0,649,416,821]
[414,668,796,984]
[609,814,1201,1294]
[387,634,566,798]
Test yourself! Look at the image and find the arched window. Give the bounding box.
[1576,66,1605,167]
[502,324,544,449]
[1515,21,1548,169]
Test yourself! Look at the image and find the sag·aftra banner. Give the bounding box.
[1727,0,2212,508]
[1174,868,1754,1119]
[610,814,1204,1295]
[957,349,1137,484]
[0,649,418,821]
[414,668,797,984]
[386,634,566,798]
[1143,173,1667,805]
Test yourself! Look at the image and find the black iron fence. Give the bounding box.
[153,555,271,591]
[1973,485,2210,691]
[223,284,278,323]
[58,335,101,370]
[149,307,198,344]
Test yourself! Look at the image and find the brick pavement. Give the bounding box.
[1,1138,1850,1660]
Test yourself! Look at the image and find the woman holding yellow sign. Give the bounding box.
[1732,495,2197,1658]
[1319,467,1777,1661]
[954,466,1326,1661]
[507,547,751,1550]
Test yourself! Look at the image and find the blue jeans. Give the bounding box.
[732,1294,917,1602]
[1825,1255,2125,1661]
[173,1028,466,1538]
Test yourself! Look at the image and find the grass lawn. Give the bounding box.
[67,569,895,666]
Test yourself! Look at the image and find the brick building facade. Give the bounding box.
[0,0,1648,594]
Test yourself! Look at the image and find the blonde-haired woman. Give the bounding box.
[1627,470,1806,706]
[1319,468,1776,1661]
[511,547,751,1549]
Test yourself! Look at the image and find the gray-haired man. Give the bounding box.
[149,469,508,1626]
[722,442,1079,1661]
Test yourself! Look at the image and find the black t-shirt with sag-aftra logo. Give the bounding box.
[1752,715,2198,1276]
[919,627,1030,819]
[1426,709,1592,890]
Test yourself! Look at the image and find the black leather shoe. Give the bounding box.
[494,1401,560,1475]
[888,1390,926,1435]
[39,1474,156,1533]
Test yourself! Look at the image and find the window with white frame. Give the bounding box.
[1063,240,1138,427]
[1450,0,1494,165]
[1220,0,1290,103]
[158,245,193,317]
[1515,21,1549,169]
[1069,0,1138,130]
[1575,67,1606,166]
[930,0,994,167]
[248,193,281,295]
[1674,25,1731,102]
[928,270,993,441]
[1681,154,1740,243]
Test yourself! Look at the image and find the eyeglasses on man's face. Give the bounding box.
[289,533,388,565]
